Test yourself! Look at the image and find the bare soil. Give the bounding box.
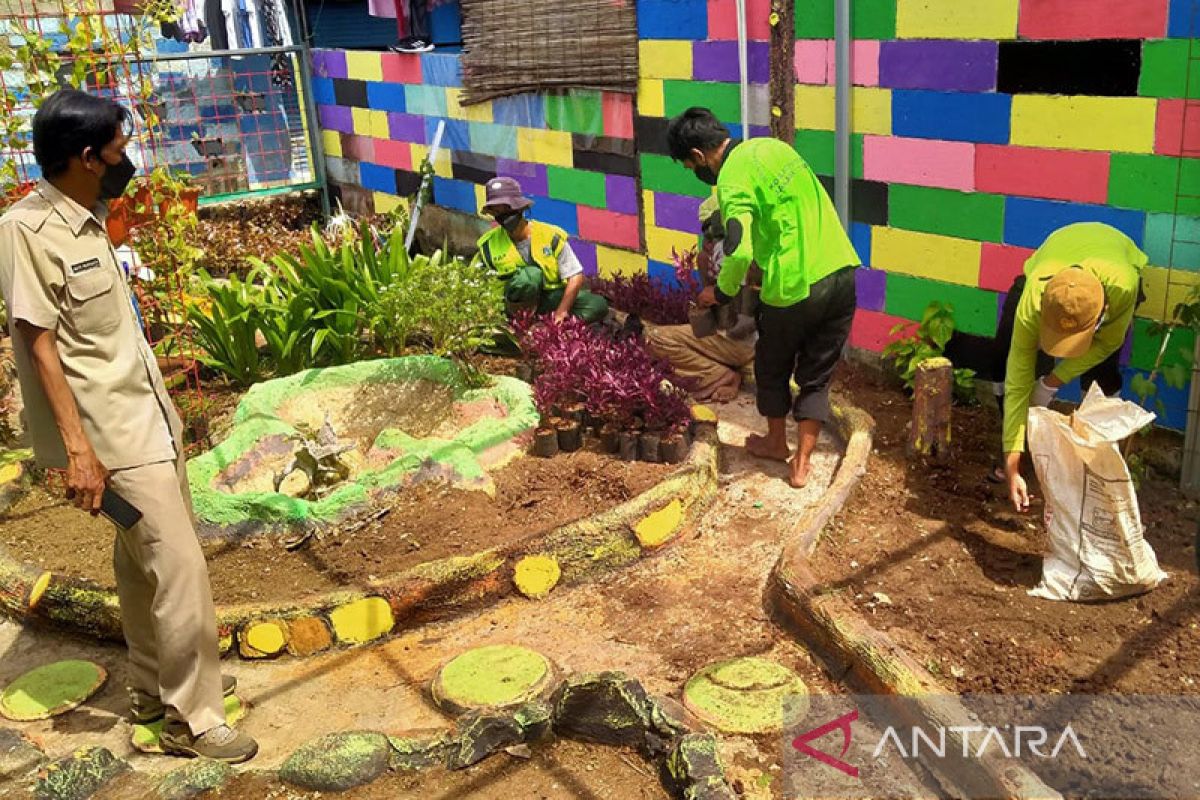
[0,451,672,606]
[813,365,1200,694]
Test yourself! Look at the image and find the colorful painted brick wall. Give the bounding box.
[313,0,1199,428]
[310,48,644,281]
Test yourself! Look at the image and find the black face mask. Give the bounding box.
[497,209,525,234]
[693,164,718,186]
[99,153,137,200]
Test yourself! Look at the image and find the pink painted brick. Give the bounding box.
[836,41,880,86]
[578,207,641,250]
[862,136,976,191]
[381,52,422,84]
[975,145,1110,204]
[794,40,829,84]
[602,92,634,140]
[373,138,412,170]
[979,243,1035,293]
[340,133,375,164]
[1018,0,1168,39]
[850,309,908,353]
[1156,100,1200,158]
[708,0,772,40]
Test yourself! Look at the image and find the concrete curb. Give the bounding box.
[1,425,721,661]
[767,396,1062,800]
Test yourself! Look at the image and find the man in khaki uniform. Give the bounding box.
[0,89,256,763]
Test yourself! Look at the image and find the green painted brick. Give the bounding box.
[1130,318,1196,372]
[545,91,604,136]
[795,129,835,175]
[885,274,999,337]
[662,80,742,124]
[889,185,1006,243]
[1109,154,1200,216]
[852,133,865,179]
[796,0,895,39]
[546,166,606,208]
[1145,213,1200,270]
[1139,40,1200,99]
[641,153,711,199]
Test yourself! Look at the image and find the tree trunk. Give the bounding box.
[0,558,52,619]
[908,357,953,463]
[769,0,796,140]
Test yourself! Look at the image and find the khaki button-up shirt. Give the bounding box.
[0,180,178,470]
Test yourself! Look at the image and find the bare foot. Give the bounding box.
[745,433,791,462]
[789,457,812,488]
[709,372,741,403]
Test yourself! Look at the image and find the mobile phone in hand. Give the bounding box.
[99,488,143,529]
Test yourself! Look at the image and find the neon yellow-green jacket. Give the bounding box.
[1003,222,1148,453]
[715,138,859,307]
[476,220,569,290]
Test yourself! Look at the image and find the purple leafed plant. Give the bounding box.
[589,247,704,326]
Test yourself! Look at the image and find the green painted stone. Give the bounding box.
[431,645,554,715]
[34,746,129,800]
[387,730,455,771]
[0,661,106,721]
[279,731,390,792]
[0,728,45,782]
[445,712,524,770]
[683,658,808,735]
[888,185,1006,244]
[884,276,1000,338]
[155,758,233,800]
[551,672,654,749]
[666,734,736,800]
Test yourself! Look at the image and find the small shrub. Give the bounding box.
[884,301,977,405]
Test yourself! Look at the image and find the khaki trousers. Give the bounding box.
[108,445,224,736]
[645,324,755,389]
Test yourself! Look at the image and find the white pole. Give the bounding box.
[735,0,749,139]
[405,120,446,252]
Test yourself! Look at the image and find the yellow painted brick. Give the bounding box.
[896,0,1018,40]
[474,183,487,209]
[447,89,494,123]
[638,79,665,118]
[596,245,648,279]
[321,129,342,158]
[872,227,982,286]
[369,110,390,139]
[345,50,383,82]
[411,143,453,178]
[639,40,693,79]
[1138,266,1200,322]
[646,225,698,263]
[516,128,575,168]
[374,192,407,215]
[1010,95,1157,154]
[793,86,891,135]
[351,107,372,137]
[643,191,657,227]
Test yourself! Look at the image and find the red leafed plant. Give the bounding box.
[513,311,692,433]
[589,247,704,325]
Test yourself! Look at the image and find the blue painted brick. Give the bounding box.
[311,76,336,106]
[365,81,407,114]
[638,0,707,39]
[432,177,479,214]
[851,222,872,266]
[1004,198,1146,249]
[425,117,471,152]
[528,197,580,236]
[1169,0,1199,36]
[360,162,396,194]
[892,90,1011,144]
[492,94,545,128]
[420,52,463,87]
[648,260,681,288]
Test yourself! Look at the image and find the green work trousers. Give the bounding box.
[504,266,609,323]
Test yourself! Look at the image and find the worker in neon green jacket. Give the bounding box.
[473,177,609,323]
[667,107,860,489]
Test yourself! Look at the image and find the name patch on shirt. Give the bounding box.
[70,258,101,274]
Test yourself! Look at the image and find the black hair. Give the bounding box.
[32,89,131,178]
[666,107,730,162]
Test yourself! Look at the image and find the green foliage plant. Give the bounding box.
[883,301,978,405]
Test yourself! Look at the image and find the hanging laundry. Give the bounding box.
[260,0,293,87]
[205,0,228,49]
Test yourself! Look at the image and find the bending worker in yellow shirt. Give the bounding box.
[947,222,1146,513]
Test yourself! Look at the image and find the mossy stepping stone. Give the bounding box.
[683,657,808,734]
[0,660,106,721]
[431,645,555,716]
[280,731,391,792]
[131,694,247,754]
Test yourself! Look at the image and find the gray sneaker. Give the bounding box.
[129,675,238,724]
[160,722,258,764]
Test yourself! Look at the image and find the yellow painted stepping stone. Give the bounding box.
[513,555,561,599]
[634,499,684,549]
[0,660,107,721]
[131,694,248,754]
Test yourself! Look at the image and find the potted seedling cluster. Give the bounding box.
[513,313,694,463]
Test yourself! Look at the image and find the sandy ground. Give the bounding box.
[0,393,928,798]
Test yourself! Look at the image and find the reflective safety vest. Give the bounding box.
[476,220,568,290]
